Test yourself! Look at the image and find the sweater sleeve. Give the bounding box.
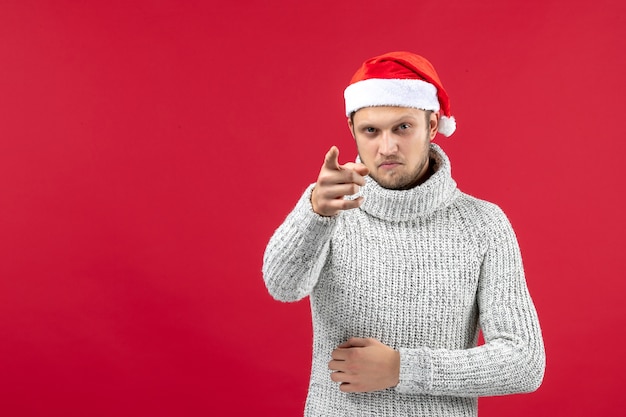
[395,206,546,397]
[262,184,338,302]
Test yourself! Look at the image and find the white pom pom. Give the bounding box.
[438,115,456,137]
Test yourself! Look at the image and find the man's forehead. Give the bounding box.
[352,106,426,123]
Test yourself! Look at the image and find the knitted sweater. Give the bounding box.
[262,144,545,417]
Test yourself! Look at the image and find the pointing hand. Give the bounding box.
[311,146,369,217]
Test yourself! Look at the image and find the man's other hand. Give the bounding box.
[328,337,400,393]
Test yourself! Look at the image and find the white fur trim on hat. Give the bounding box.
[344,78,440,116]
[438,115,456,137]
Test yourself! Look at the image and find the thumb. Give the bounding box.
[323,146,341,171]
[352,163,370,177]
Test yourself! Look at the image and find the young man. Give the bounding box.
[262,51,545,416]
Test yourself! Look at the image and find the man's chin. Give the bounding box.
[371,174,407,190]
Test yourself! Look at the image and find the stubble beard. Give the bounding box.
[369,155,430,190]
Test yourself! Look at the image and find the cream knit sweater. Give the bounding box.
[263,144,545,417]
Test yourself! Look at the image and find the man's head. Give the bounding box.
[343,51,455,189]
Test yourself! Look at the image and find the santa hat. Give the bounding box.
[344,51,456,137]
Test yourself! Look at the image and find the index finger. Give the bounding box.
[331,348,348,361]
[323,146,341,171]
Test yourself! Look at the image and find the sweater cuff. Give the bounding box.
[395,348,433,394]
[291,183,341,229]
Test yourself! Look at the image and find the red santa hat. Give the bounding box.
[344,51,456,137]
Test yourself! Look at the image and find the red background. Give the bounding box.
[1,1,625,416]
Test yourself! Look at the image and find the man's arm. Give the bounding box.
[395,206,545,397]
[262,147,369,302]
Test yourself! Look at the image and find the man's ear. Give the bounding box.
[429,112,440,140]
[347,117,356,139]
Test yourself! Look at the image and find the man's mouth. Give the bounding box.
[378,160,401,169]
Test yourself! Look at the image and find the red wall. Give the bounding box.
[1,1,625,416]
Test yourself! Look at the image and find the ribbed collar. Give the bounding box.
[356,143,458,222]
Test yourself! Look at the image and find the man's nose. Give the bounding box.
[379,131,398,155]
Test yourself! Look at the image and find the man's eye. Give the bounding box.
[398,123,410,130]
[365,127,376,133]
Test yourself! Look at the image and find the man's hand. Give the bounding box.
[311,146,369,217]
[328,337,400,393]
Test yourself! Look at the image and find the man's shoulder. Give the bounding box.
[451,191,510,227]
[454,191,504,212]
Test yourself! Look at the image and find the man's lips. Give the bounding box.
[378,161,401,169]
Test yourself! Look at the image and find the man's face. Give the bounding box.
[349,106,438,190]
